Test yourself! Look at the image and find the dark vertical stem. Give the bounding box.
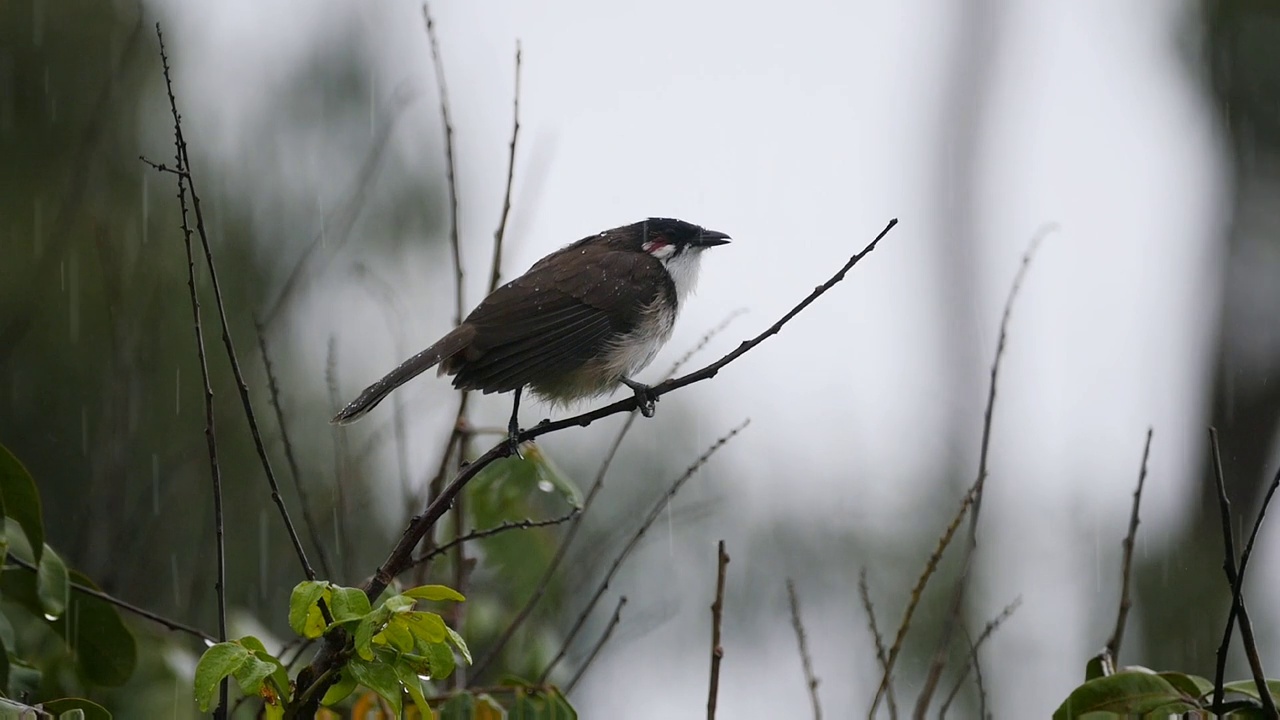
[707,541,730,720]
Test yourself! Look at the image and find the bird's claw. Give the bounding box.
[622,378,658,418]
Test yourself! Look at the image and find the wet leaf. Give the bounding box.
[329,586,371,623]
[41,698,110,720]
[36,544,69,620]
[1157,671,1214,700]
[1053,672,1185,719]
[288,581,329,638]
[1223,678,1280,702]
[403,584,465,603]
[194,642,249,712]
[320,669,357,707]
[0,444,44,563]
[403,611,447,645]
[347,657,402,716]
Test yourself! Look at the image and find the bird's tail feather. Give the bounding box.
[330,327,472,425]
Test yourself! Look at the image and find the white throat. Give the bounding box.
[661,249,705,307]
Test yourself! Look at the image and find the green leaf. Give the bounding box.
[381,594,417,614]
[0,568,137,687]
[234,635,290,702]
[329,586,371,623]
[354,605,392,662]
[0,444,45,562]
[423,641,456,680]
[524,444,582,508]
[1157,671,1214,700]
[36,544,69,620]
[1053,672,1186,719]
[446,626,472,665]
[510,687,579,719]
[194,642,250,712]
[288,581,329,637]
[380,616,415,653]
[403,611,447,645]
[42,697,111,720]
[404,584,466,603]
[346,657,403,716]
[1223,679,1280,702]
[320,669,358,706]
[231,653,276,696]
[389,659,431,717]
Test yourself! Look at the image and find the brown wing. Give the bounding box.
[446,247,674,393]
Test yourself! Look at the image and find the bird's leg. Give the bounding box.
[506,387,523,458]
[621,377,658,418]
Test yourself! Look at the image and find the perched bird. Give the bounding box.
[332,217,730,448]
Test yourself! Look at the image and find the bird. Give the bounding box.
[331,217,731,450]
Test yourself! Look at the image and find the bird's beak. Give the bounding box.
[694,229,731,247]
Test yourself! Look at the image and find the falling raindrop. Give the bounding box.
[537,479,553,493]
[32,198,42,257]
[43,613,58,622]
[141,173,149,245]
[68,249,79,342]
[31,2,43,47]
[152,453,161,514]
[203,637,216,648]
[259,511,268,601]
[80,405,87,455]
[59,259,64,291]
[171,553,181,604]
[175,366,181,416]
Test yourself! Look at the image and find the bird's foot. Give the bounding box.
[506,418,524,460]
[622,377,658,418]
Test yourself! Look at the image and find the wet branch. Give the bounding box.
[859,569,897,720]
[787,579,822,720]
[564,595,627,694]
[708,540,730,720]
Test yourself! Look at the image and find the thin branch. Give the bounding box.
[138,155,187,176]
[489,42,522,294]
[787,579,822,720]
[564,596,627,694]
[6,555,215,642]
[153,27,317,584]
[858,569,897,720]
[155,23,227,719]
[412,510,580,568]
[538,421,750,682]
[1105,427,1152,665]
[472,308,766,679]
[870,486,975,717]
[914,226,1050,719]
[707,540,730,720]
[939,597,1022,718]
[422,1,464,327]
[293,219,896,711]
[256,320,334,579]
[1209,428,1276,716]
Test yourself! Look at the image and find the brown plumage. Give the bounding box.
[332,218,728,426]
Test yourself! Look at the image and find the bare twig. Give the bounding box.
[1208,428,1276,716]
[490,43,522,294]
[422,1,463,327]
[870,486,975,717]
[153,26,317,584]
[708,540,730,720]
[938,597,1021,718]
[858,569,897,720]
[293,219,895,712]
[155,24,227,718]
[472,308,772,679]
[256,320,334,578]
[6,554,215,642]
[914,226,1049,719]
[538,421,749,682]
[787,579,822,720]
[412,510,580,568]
[1106,428,1152,664]
[564,596,627,694]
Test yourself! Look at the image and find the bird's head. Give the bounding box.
[622,217,730,302]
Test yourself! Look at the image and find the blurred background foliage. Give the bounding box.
[2,0,1280,717]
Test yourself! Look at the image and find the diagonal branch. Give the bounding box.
[858,569,897,720]
[538,420,749,682]
[1105,427,1152,665]
[489,42,522,294]
[292,218,897,712]
[564,595,627,694]
[787,579,823,720]
[913,226,1050,718]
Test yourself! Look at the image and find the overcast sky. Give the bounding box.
[154,0,1249,715]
